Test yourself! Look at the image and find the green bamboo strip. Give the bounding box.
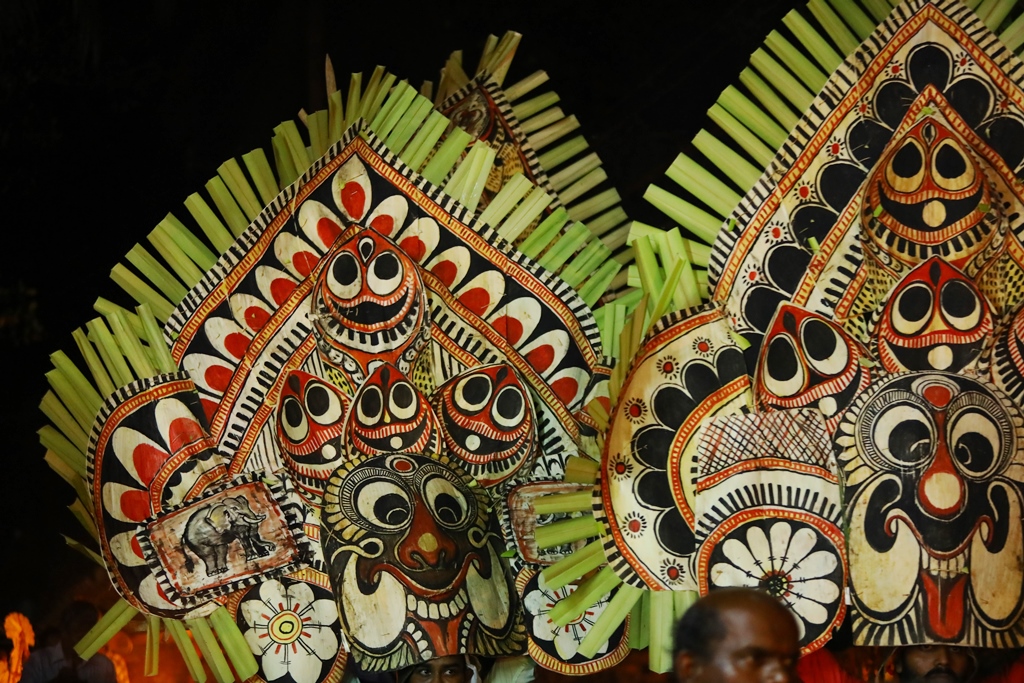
[419,127,472,186]
[108,310,156,379]
[479,174,532,227]
[307,109,329,158]
[75,599,137,662]
[73,328,116,397]
[386,95,432,155]
[718,85,788,149]
[537,136,588,171]
[549,567,621,627]
[271,133,298,188]
[579,260,622,308]
[462,144,498,214]
[40,391,88,452]
[328,90,345,144]
[39,426,87,479]
[740,67,800,131]
[371,81,416,140]
[519,208,571,259]
[765,30,828,92]
[217,159,262,221]
[345,72,363,125]
[137,304,176,374]
[708,104,775,167]
[164,619,207,683]
[664,227,689,266]
[520,107,565,135]
[808,0,860,55]
[499,187,553,241]
[540,540,606,591]
[404,112,448,171]
[187,618,233,683]
[363,73,398,124]
[628,222,670,254]
[860,0,891,22]
[533,490,594,515]
[512,91,560,121]
[538,221,591,271]
[783,9,843,73]
[828,0,876,39]
[676,260,702,309]
[157,214,217,270]
[442,145,475,201]
[674,590,698,618]
[629,295,649,358]
[484,31,521,84]
[981,0,1016,30]
[693,129,762,191]
[535,515,602,550]
[87,318,133,388]
[51,350,103,415]
[68,499,101,541]
[630,591,650,650]
[561,240,611,288]
[634,236,663,296]
[577,584,643,658]
[560,168,607,205]
[751,48,816,111]
[208,607,259,681]
[697,268,709,296]
[126,245,188,304]
[477,33,499,74]
[205,177,249,237]
[529,115,580,150]
[504,70,550,103]
[564,454,600,483]
[549,153,601,192]
[627,265,641,289]
[275,120,312,176]
[667,152,739,217]
[44,369,93,432]
[148,227,204,288]
[587,207,628,237]
[568,187,619,223]
[649,591,676,674]
[93,299,145,341]
[651,260,685,323]
[242,148,279,205]
[357,67,386,120]
[145,615,160,676]
[63,535,103,567]
[1001,11,1024,50]
[597,221,628,252]
[110,265,175,322]
[684,238,712,267]
[644,187,722,247]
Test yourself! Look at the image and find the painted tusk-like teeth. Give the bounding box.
[439,602,450,619]
[407,595,417,611]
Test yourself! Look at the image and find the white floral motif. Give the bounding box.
[709,521,840,639]
[523,574,611,661]
[241,579,340,683]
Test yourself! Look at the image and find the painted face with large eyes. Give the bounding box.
[839,372,1024,643]
[312,228,428,380]
[344,363,441,458]
[756,303,871,432]
[320,452,524,670]
[432,364,537,488]
[863,116,996,277]
[275,370,349,506]
[874,258,992,374]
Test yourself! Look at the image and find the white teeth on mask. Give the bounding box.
[919,546,968,579]
[466,544,511,629]
[407,594,417,611]
[413,590,466,620]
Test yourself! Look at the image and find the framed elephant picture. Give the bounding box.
[138,471,312,607]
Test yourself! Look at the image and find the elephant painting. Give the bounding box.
[180,495,276,577]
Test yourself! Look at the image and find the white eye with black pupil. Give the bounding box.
[931,139,975,192]
[940,280,981,331]
[327,252,362,300]
[356,479,411,530]
[423,476,469,528]
[455,375,492,413]
[389,382,417,420]
[357,386,383,425]
[280,396,308,443]
[762,335,805,398]
[367,252,403,296]
[892,283,933,336]
[885,138,925,193]
[801,319,849,377]
[305,382,344,425]
[491,386,525,428]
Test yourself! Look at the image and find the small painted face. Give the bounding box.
[756,304,870,430]
[432,364,536,487]
[345,363,441,457]
[312,228,427,378]
[874,258,992,374]
[276,370,348,504]
[898,645,974,683]
[864,117,994,274]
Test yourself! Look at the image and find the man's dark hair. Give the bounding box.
[673,588,789,660]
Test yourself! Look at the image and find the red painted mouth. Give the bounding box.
[919,570,967,640]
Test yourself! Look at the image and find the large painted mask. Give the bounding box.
[837,372,1024,645]
[320,452,525,671]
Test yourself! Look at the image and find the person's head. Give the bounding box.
[60,601,100,652]
[673,588,800,683]
[895,645,976,683]
[401,655,468,683]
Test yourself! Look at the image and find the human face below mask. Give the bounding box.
[898,645,974,683]
[406,656,467,683]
